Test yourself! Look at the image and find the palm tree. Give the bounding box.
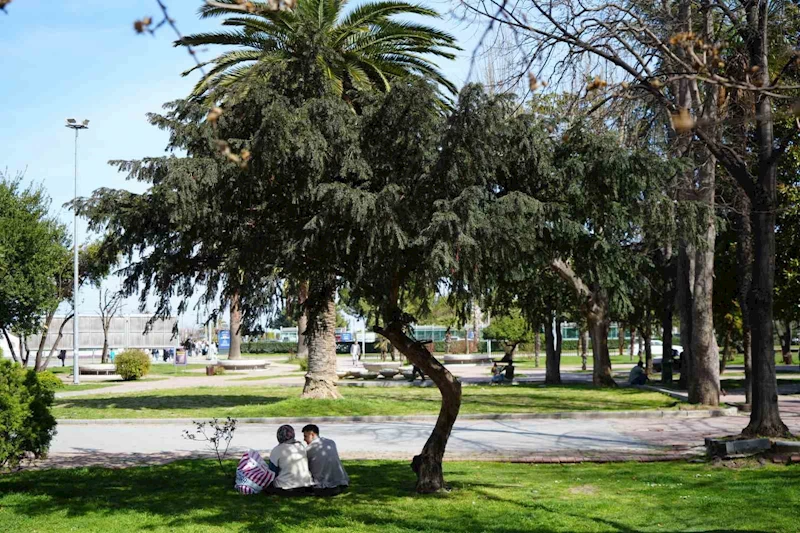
[179,0,459,100]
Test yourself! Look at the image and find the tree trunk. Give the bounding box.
[551,259,615,387]
[688,152,720,406]
[734,192,753,404]
[661,250,675,384]
[677,243,694,390]
[376,320,461,493]
[720,327,732,374]
[629,328,636,360]
[391,344,399,362]
[544,314,562,385]
[229,290,243,360]
[779,321,792,365]
[41,314,73,371]
[302,293,341,399]
[643,323,653,376]
[533,328,540,367]
[296,281,309,360]
[101,324,110,364]
[580,328,588,371]
[34,310,56,371]
[618,324,625,357]
[2,328,19,363]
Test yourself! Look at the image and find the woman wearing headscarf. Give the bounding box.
[266,424,313,495]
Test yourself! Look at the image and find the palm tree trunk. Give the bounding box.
[302,294,341,399]
[296,280,309,360]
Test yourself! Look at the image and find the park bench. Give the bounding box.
[78,364,117,375]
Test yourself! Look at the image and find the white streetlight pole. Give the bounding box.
[66,119,89,385]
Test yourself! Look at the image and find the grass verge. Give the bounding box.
[53,384,681,419]
[1,459,798,532]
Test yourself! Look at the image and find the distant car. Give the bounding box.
[652,341,684,373]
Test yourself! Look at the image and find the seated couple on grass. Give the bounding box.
[236,424,349,497]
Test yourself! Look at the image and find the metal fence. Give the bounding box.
[28,315,179,354]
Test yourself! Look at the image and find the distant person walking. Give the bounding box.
[350,342,361,366]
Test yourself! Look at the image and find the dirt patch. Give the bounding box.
[568,484,598,495]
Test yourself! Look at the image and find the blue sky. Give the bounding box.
[0,0,487,328]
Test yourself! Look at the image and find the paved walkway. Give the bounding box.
[41,403,800,469]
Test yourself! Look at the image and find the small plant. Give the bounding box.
[213,364,226,375]
[115,349,151,380]
[182,418,237,476]
[287,354,308,372]
[36,371,64,391]
[0,360,57,470]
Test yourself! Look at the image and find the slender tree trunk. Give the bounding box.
[302,293,341,399]
[228,290,242,360]
[661,248,675,385]
[376,320,461,493]
[779,321,792,365]
[544,313,562,385]
[391,344,399,362]
[296,281,309,360]
[643,322,653,376]
[101,322,110,364]
[629,328,636,360]
[618,324,625,357]
[533,328,540,367]
[2,328,20,363]
[580,328,588,371]
[677,243,694,390]
[34,310,56,371]
[735,192,754,407]
[41,314,73,371]
[720,327,732,374]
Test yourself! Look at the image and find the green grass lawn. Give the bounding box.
[52,384,680,419]
[58,383,121,392]
[1,459,797,532]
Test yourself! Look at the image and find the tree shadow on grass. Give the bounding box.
[2,460,796,532]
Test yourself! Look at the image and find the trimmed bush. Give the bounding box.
[213,365,226,376]
[115,349,151,381]
[36,371,64,391]
[241,341,296,354]
[0,360,57,470]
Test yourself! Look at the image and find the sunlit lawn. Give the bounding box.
[52,384,681,419]
[1,459,798,532]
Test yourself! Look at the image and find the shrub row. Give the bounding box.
[241,341,297,354]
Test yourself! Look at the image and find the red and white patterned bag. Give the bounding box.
[234,449,278,495]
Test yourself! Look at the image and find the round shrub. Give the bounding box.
[115,349,151,381]
[0,360,57,470]
[213,364,226,375]
[36,371,64,391]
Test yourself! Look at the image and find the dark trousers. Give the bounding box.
[264,485,312,497]
[313,485,348,497]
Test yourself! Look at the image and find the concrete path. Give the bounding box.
[41,407,800,469]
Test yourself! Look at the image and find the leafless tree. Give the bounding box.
[463,0,798,435]
[98,288,123,364]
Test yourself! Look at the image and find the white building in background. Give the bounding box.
[27,314,179,355]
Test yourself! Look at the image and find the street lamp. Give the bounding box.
[65,118,89,384]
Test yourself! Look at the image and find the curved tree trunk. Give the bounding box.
[376,320,461,493]
[34,310,56,371]
[229,290,243,360]
[551,259,615,387]
[302,294,341,399]
[544,313,562,384]
[296,281,309,360]
[41,314,73,371]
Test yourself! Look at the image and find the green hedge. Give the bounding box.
[241,341,297,354]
